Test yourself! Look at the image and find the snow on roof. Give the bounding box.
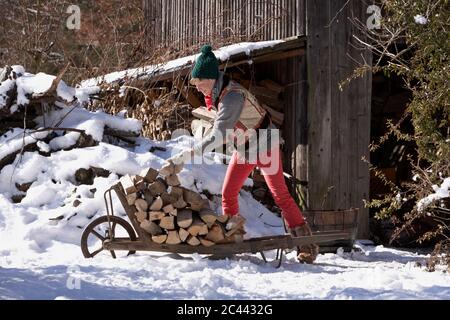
[79,40,284,88]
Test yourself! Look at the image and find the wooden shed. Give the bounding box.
[143,0,372,238]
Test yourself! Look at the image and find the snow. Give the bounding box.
[0,79,15,108]
[1,92,449,299]
[0,66,99,111]
[80,40,284,88]
[0,129,49,161]
[417,177,450,212]
[1,132,449,299]
[0,238,448,299]
[414,15,428,25]
[34,107,142,143]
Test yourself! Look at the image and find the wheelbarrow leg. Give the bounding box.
[259,249,284,268]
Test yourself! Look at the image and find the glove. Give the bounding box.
[166,149,194,166]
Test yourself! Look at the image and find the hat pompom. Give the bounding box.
[201,45,213,54]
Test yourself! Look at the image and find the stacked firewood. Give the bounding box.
[120,163,245,247]
[92,78,195,141]
[248,79,285,127]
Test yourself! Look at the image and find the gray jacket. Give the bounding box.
[193,72,279,160]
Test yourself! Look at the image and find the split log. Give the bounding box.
[134,199,148,212]
[169,186,184,198]
[189,202,204,211]
[166,231,182,245]
[120,175,137,195]
[161,192,178,206]
[159,162,175,176]
[177,209,193,228]
[126,193,137,205]
[173,197,187,209]
[186,235,201,246]
[183,188,203,204]
[205,224,225,243]
[183,188,204,210]
[159,216,175,230]
[152,234,168,244]
[174,163,183,174]
[163,204,177,216]
[178,228,190,242]
[140,220,163,236]
[149,211,165,221]
[199,208,217,228]
[148,179,167,196]
[165,174,180,186]
[149,197,163,211]
[216,214,230,224]
[199,238,215,247]
[140,167,159,183]
[133,175,146,191]
[135,211,148,223]
[187,218,208,236]
[163,204,175,214]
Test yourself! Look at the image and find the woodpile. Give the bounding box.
[120,163,246,247]
[0,64,144,175]
[92,77,195,142]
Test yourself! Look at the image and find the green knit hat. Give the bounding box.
[191,45,219,80]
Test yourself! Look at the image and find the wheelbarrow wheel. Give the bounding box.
[81,215,137,259]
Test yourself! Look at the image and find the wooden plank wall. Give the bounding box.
[143,0,304,48]
[257,54,308,209]
[306,0,371,238]
[143,0,372,238]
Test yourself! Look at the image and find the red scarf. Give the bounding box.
[204,95,213,111]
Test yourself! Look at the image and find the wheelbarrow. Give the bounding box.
[81,184,358,267]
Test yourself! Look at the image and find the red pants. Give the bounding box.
[222,148,305,229]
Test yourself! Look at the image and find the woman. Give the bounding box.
[167,45,318,263]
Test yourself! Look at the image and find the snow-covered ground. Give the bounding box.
[1,239,449,300]
[1,66,449,300]
[1,127,448,300]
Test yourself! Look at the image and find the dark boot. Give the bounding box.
[289,223,319,264]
